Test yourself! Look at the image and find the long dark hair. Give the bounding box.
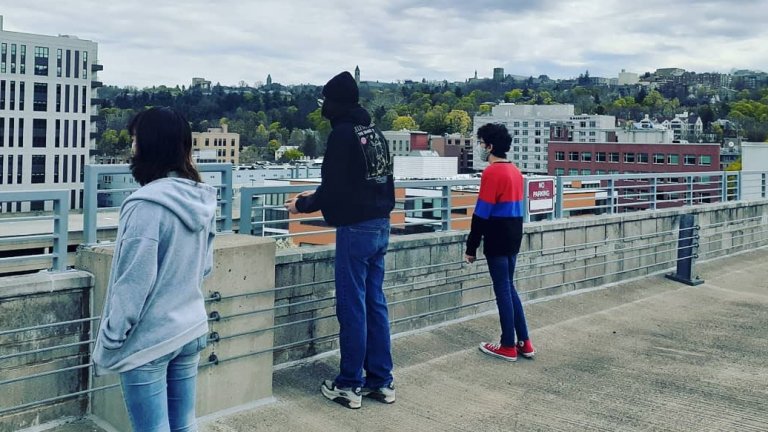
[129,107,201,186]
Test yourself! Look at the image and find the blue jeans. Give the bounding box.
[486,255,529,347]
[334,218,393,389]
[119,335,208,432]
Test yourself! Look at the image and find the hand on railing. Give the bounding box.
[464,254,476,264]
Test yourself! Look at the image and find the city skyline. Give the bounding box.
[2,0,768,88]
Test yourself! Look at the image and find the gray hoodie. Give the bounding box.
[92,176,218,376]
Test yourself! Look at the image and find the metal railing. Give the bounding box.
[239,171,768,242]
[82,163,233,245]
[239,179,480,240]
[0,190,69,272]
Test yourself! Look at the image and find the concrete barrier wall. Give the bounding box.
[273,200,768,365]
[0,271,93,432]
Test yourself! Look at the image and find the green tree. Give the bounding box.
[421,107,447,135]
[380,109,399,130]
[504,89,523,102]
[239,145,261,164]
[392,115,418,131]
[307,108,331,140]
[281,148,305,162]
[444,110,471,135]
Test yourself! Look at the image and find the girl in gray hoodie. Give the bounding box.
[92,107,218,431]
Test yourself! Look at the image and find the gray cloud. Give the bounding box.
[1,0,766,87]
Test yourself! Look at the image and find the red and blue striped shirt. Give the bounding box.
[466,162,524,257]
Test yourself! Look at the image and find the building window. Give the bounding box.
[19,82,25,110]
[609,152,620,163]
[555,168,565,176]
[624,153,635,163]
[10,44,17,73]
[82,51,88,79]
[9,81,15,110]
[8,119,14,148]
[56,84,61,112]
[64,120,69,148]
[581,152,592,162]
[513,121,520,127]
[0,80,5,109]
[55,120,61,148]
[56,49,62,77]
[1,43,6,73]
[699,155,712,166]
[17,119,23,147]
[0,118,4,147]
[555,151,565,161]
[33,83,48,112]
[31,155,46,184]
[653,153,665,164]
[65,85,70,113]
[74,51,80,79]
[0,155,3,184]
[7,155,13,184]
[81,121,86,147]
[72,120,78,151]
[20,45,26,74]
[581,169,591,175]
[637,153,649,164]
[54,155,59,183]
[568,168,578,176]
[33,119,46,148]
[65,50,71,78]
[63,155,68,183]
[684,154,696,165]
[667,154,679,165]
[34,46,49,76]
[569,152,579,161]
[82,86,87,112]
[17,155,23,184]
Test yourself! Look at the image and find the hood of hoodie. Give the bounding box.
[330,105,372,128]
[122,177,218,231]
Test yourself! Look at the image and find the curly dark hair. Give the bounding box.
[477,123,512,158]
[128,107,201,186]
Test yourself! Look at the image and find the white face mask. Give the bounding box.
[476,144,491,162]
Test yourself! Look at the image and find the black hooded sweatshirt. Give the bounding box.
[296,106,395,226]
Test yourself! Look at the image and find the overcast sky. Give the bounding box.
[3,0,767,88]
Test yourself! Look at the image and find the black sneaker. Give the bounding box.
[361,382,396,404]
[321,380,362,409]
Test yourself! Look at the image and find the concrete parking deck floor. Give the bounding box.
[57,248,768,432]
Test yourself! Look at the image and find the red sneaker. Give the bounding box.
[516,340,535,358]
[479,342,517,361]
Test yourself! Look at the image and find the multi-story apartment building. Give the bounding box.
[472,104,616,174]
[191,124,239,164]
[431,133,474,173]
[382,129,429,157]
[0,16,101,212]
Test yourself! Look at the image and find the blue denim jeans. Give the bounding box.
[119,334,208,432]
[486,255,529,347]
[334,218,393,389]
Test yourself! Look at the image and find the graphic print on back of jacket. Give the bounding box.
[354,124,393,182]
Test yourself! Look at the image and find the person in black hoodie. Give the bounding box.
[284,71,396,409]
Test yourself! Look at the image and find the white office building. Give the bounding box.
[0,16,101,212]
[472,104,616,174]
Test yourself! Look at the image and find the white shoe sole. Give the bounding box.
[321,382,361,409]
[479,344,517,362]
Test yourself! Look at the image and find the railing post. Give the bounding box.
[665,213,703,286]
[522,177,530,223]
[555,176,563,219]
[239,187,253,236]
[608,178,615,215]
[83,165,98,245]
[720,172,727,203]
[441,185,451,232]
[687,175,694,206]
[763,172,767,199]
[735,171,742,201]
[51,190,69,272]
[650,177,657,210]
[219,166,233,233]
